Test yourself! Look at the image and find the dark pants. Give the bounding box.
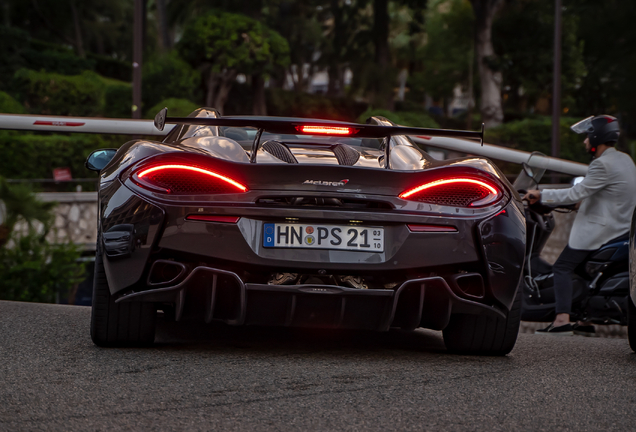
[553,245,592,315]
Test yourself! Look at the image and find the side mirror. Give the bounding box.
[571,176,584,186]
[85,149,118,172]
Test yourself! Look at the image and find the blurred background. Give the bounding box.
[0,0,634,304]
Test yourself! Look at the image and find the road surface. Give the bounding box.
[1,301,634,431]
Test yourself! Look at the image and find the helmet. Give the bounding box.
[571,115,620,154]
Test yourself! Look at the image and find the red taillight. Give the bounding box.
[407,224,457,232]
[134,164,248,194]
[295,125,356,135]
[399,178,501,207]
[186,215,240,223]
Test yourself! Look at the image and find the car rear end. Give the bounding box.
[101,148,524,333]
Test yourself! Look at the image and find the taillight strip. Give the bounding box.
[407,224,458,233]
[137,164,248,192]
[399,178,498,199]
[186,215,240,223]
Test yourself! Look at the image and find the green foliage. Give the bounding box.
[12,69,131,117]
[0,178,55,239]
[412,0,474,101]
[357,108,440,128]
[0,91,25,114]
[22,49,97,76]
[494,1,586,113]
[87,53,132,82]
[0,228,84,303]
[263,88,367,121]
[103,84,132,118]
[0,178,85,303]
[146,98,200,119]
[486,117,588,164]
[142,53,201,113]
[0,131,124,181]
[178,11,290,75]
[13,69,104,116]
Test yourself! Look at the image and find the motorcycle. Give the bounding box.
[514,153,630,325]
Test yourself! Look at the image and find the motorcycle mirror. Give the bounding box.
[571,176,584,186]
[522,163,534,178]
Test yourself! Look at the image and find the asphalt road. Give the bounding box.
[1,301,635,431]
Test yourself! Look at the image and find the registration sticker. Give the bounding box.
[263,223,384,252]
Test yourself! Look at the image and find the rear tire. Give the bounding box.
[628,296,636,353]
[443,285,522,356]
[90,243,156,347]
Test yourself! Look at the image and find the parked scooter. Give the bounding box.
[514,153,630,325]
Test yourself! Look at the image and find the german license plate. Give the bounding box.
[263,223,384,252]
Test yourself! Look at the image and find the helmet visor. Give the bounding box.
[570,116,594,134]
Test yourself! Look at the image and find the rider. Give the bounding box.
[524,115,636,335]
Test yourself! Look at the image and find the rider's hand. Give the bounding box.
[523,189,541,204]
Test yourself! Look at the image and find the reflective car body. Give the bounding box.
[90,108,525,353]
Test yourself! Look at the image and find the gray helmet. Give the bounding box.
[571,115,620,149]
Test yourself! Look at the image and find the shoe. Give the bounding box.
[573,324,597,337]
[535,323,574,336]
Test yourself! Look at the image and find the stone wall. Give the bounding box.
[37,192,98,251]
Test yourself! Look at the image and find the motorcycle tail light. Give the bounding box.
[399,178,502,207]
[133,164,248,194]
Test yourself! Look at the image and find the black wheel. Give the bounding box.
[628,296,636,353]
[90,242,156,347]
[443,285,522,356]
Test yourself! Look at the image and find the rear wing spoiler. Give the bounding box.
[154,108,484,165]
[154,107,484,143]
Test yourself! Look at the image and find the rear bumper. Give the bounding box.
[116,266,506,331]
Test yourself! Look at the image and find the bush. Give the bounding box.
[12,69,131,117]
[357,108,440,128]
[22,49,96,76]
[146,98,200,119]
[88,53,132,82]
[0,131,125,182]
[13,69,105,116]
[486,116,588,164]
[0,91,25,114]
[0,179,84,303]
[265,88,368,121]
[0,226,84,303]
[104,84,132,118]
[143,53,201,114]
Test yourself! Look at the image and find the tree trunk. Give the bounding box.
[206,71,220,108]
[471,0,504,128]
[70,1,85,58]
[252,74,267,115]
[327,64,340,97]
[372,0,393,109]
[213,70,238,115]
[156,0,171,51]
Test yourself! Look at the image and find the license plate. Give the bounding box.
[263,223,384,252]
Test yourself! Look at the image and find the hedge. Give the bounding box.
[0,131,127,182]
[356,108,440,128]
[0,91,25,114]
[486,117,589,164]
[12,69,131,118]
[146,98,200,119]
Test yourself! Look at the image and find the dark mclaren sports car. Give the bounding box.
[86,108,526,355]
